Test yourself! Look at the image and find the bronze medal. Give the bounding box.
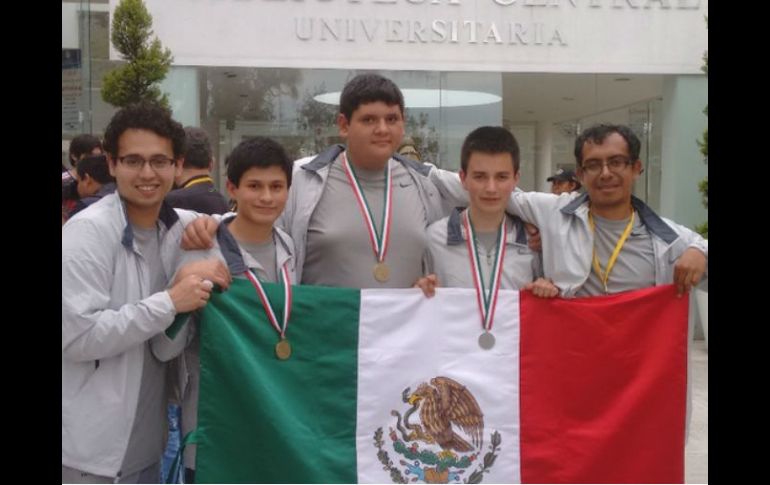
[373,262,390,282]
[275,338,292,360]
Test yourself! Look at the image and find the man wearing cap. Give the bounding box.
[547,168,582,195]
[165,126,229,215]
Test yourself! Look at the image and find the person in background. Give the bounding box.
[63,134,103,222]
[67,154,116,219]
[398,136,422,162]
[546,168,582,195]
[165,126,229,215]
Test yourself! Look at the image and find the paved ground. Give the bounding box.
[685,339,708,483]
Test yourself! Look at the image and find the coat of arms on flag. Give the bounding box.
[373,376,501,484]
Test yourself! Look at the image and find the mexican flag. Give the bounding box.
[191,282,687,484]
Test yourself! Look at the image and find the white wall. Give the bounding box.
[119,0,708,74]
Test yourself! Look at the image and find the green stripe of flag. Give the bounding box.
[196,279,360,483]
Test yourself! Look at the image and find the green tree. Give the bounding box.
[102,0,173,108]
[695,18,708,238]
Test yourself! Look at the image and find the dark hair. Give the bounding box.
[68,134,102,167]
[226,137,292,188]
[574,124,641,165]
[183,126,212,169]
[460,126,520,173]
[339,74,404,122]
[76,155,114,185]
[103,102,186,160]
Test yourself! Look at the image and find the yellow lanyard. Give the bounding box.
[182,176,214,188]
[588,209,635,294]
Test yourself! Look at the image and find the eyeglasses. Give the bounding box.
[581,156,632,176]
[117,154,176,171]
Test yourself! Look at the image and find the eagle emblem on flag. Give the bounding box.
[373,376,501,484]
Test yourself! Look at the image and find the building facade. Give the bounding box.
[62,0,708,230]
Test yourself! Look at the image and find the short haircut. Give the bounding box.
[103,101,186,160]
[226,137,292,188]
[574,124,641,165]
[339,74,405,121]
[183,126,212,169]
[460,126,520,173]
[76,155,115,185]
[68,134,102,166]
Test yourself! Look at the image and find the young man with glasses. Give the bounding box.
[62,102,231,483]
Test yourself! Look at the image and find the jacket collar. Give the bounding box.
[301,144,430,176]
[446,207,527,246]
[216,216,293,275]
[560,193,678,244]
[120,198,179,249]
[180,174,215,188]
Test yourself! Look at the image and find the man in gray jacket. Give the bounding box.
[280,73,445,289]
[62,102,230,483]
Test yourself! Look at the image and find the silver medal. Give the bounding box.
[478,332,496,350]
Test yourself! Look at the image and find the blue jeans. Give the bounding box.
[160,403,182,483]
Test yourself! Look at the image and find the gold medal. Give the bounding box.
[275,338,292,360]
[373,262,390,282]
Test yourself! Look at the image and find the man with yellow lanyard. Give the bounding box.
[165,126,229,215]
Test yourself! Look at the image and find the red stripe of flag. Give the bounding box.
[519,284,688,483]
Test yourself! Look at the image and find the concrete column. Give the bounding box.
[535,121,553,193]
[660,75,708,230]
[161,66,200,128]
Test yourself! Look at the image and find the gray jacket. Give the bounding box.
[277,144,446,283]
[62,192,199,477]
[426,208,543,289]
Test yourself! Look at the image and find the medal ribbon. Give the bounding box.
[244,263,292,339]
[463,211,507,333]
[341,151,393,264]
[588,209,635,293]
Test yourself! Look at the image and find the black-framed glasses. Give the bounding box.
[581,156,632,175]
[117,154,176,171]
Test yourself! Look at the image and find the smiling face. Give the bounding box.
[337,101,404,170]
[577,132,642,219]
[108,129,181,227]
[227,165,289,229]
[460,151,519,219]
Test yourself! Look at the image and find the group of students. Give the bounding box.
[62,73,707,483]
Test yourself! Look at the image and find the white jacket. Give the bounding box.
[62,193,199,477]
